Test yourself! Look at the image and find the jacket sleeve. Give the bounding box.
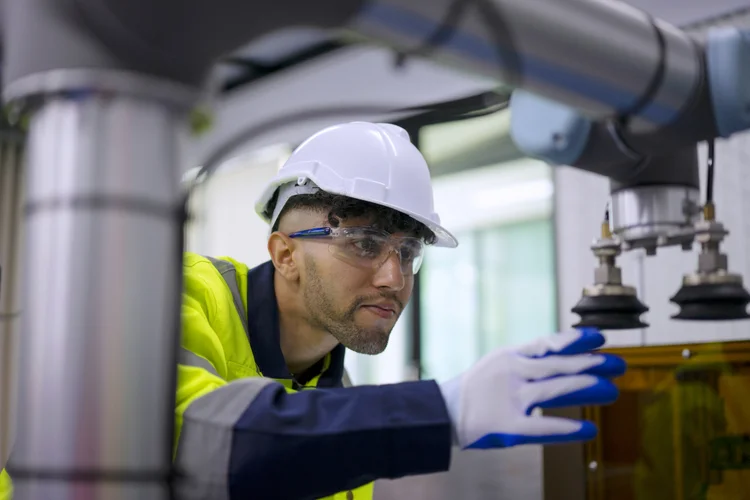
[0,469,11,500]
[175,264,453,500]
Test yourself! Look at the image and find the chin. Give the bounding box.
[345,330,390,355]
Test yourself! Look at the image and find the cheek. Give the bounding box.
[305,242,332,261]
[339,271,372,295]
[330,268,373,297]
[399,277,415,303]
[315,257,368,293]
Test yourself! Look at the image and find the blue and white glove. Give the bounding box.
[438,327,625,449]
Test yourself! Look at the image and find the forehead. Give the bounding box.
[340,222,416,241]
[337,215,376,228]
[337,216,420,239]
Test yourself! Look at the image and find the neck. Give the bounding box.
[274,272,339,376]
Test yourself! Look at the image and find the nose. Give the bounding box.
[372,251,405,291]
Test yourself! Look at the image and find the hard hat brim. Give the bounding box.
[255,176,459,248]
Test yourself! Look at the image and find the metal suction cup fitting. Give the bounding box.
[573,284,649,330]
[671,273,750,320]
[572,225,649,330]
[671,218,750,320]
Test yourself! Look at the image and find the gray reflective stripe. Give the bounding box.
[174,377,275,496]
[179,347,219,378]
[205,256,249,337]
[173,478,228,500]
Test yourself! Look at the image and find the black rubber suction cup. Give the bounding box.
[572,293,649,330]
[670,282,750,320]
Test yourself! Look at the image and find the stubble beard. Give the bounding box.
[303,263,392,355]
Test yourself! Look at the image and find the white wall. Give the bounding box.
[185,145,290,265]
[555,131,750,348]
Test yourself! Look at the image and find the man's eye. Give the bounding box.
[400,247,414,261]
[353,238,382,255]
[400,242,422,260]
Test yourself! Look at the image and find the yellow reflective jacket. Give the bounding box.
[174,253,374,500]
[0,469,10,500]
[1,252,452,499]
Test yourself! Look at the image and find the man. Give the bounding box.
[1,122,625,500]
[173,121,625,500]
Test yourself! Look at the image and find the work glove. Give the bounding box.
[438,327,625,449]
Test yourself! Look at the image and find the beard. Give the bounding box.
[302,260,400,355]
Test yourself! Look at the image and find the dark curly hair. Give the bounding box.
[265,189,437,244]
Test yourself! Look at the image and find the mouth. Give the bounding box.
[360,304,397,319]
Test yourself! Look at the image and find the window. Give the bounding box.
[184,143,292,266]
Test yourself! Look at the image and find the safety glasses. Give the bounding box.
[287,226,425,275]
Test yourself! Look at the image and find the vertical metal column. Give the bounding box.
[407,126,424,381]
[0,125,26,469]
[6,72,195,500]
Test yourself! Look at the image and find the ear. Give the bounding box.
[268,232,300,281]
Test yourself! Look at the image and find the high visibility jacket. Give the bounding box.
[0,253,453,499]
[0,470,9,500]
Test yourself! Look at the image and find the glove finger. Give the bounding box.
[579,353,626,377]
[465,418,597,449]
[514,353,626,381]
[515,328,604,358]
[520,375,618,415]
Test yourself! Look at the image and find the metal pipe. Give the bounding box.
[350,0,704,130]
[6,0,705,132]
[6,74,189,500]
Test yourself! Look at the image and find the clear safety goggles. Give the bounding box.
[288,226,425,276]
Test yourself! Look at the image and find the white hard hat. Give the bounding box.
[255,122,458,248]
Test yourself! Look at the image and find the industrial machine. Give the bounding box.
[0,0,749,499]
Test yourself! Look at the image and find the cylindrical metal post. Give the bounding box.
[7,74,192,500]
[609,146,702,248]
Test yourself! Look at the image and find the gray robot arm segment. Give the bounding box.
[509,27,750,181]
[706,28,750,138]
[349,0,703,127]
[3,0,367,90]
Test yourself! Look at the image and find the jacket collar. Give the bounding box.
[245,260,346,388]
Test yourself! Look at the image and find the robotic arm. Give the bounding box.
[2,0,749,498]
[510,25,750,329]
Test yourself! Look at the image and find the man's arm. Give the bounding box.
[175,267,453,499]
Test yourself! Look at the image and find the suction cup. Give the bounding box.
[670,279,750,320]
[572,289,649,330]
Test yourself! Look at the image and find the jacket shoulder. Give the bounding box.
[183,251,250,276]
[182,252,252,313]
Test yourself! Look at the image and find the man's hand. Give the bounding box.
[438,327,625,449]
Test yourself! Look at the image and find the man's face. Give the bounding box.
[295,215,415,355]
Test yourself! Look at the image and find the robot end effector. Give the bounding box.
[509,27,750,329]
